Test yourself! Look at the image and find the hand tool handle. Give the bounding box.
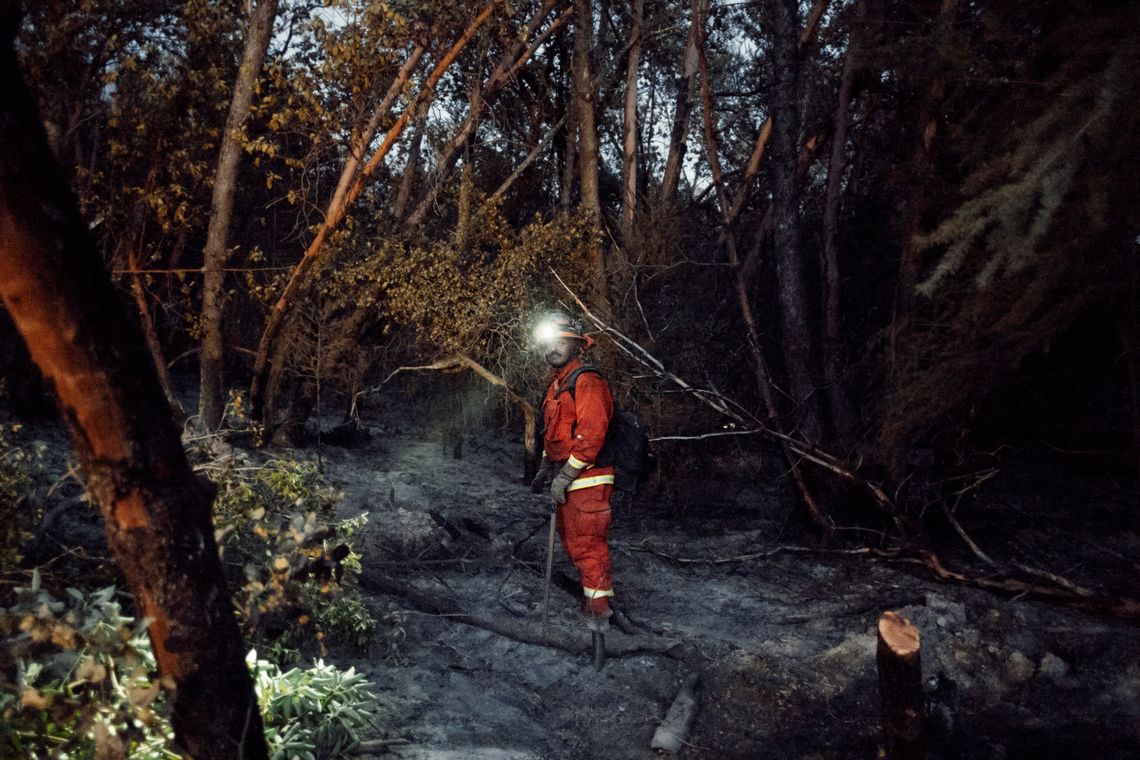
[541,510,556,642]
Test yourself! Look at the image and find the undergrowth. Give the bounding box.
[1,432,397,757]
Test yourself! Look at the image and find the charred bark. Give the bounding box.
[572,0,608,306]
[769,0,822,443]
[128,245,185,423]
[660,7,698,207]
[392,111,425,219]
[0,12,267,758]
[620,0,643,240]
[693,0,831,532]
[199,0,279,430]
[820,20,860,445]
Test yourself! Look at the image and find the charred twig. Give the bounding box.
[939,499,995,566]
[629,540,884,566]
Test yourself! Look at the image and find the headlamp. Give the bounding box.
[534,311,588,347]
[534,319,560,346]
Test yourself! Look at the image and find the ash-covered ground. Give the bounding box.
[293,393,1140,760]
[16,384,1140,759]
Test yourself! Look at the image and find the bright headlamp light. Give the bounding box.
[534,319,560,346]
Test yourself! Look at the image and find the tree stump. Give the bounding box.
[876,610,927,760]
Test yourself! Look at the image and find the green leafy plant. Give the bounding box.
[249,650,379,760]
[196,455,383,662]
[0,573,176,759]
[308,589,375,650]
[2,576,383,759]
[0,423,46,570]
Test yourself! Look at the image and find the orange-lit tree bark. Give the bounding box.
[250,1,499,424]
[0,10,267,759]
[199,0,279,430]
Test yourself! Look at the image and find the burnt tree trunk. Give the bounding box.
[0,12,267,759]
[199,0,279,430]
[392,111,425,219]
[877,611,927,760]
[620,0,643,241]
[819,20,859,445]
[402,0,566,230]
[769,0,822,443]
[1120,304,1140,483]
[660,5,698,207]
[128,245,185,423]
[572,0,608,307]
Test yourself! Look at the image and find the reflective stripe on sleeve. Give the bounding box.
[567,454,591,469]
[584,587,614,599]
[567,474,615,491]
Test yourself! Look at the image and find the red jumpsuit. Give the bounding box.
[542,357,615,615]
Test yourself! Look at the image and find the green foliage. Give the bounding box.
[883,11,1140,456]
[301,200,597,402]
[915,42,1134,296]
[198,454,386,662]
[0,423,46,571]
[0,574,176,760]
[1,575,381,759]
[250,651,379,760]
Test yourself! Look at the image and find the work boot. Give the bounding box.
[583,596,613,633]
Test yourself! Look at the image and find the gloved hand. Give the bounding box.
[549,461,583,506]
[530,458,552,494]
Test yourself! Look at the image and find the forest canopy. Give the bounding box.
[4,0,1140,560]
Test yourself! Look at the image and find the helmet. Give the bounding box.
[535,312,592,346]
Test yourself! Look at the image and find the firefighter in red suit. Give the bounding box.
[531,313,615,628]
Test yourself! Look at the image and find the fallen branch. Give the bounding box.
[939,500,994,566]
[650,672,700,753]
[633,537,1140,622]
[359,569,685,659]
[347,738,410,755]
[552,269,895,527]
[912,550,1140,622]
[631,540,807,565]
[350,354,539,470]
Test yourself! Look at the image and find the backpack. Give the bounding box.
[555,365,652,481]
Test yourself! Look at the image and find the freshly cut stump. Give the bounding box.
[876,610,927,760]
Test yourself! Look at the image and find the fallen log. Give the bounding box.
[650,672,700,753]
[359,569,684,660]
[876,611,926,760]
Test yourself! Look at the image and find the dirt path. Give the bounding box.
[302,410,1140,760]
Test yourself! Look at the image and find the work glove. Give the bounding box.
[550,461,583,506]
[530,457,552,494]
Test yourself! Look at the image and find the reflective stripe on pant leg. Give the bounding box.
[561,484,613,598]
